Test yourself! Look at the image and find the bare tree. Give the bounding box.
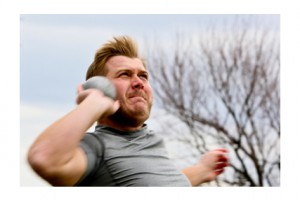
[146,18,280,186]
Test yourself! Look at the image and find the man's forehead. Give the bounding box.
[106,56,146,71]
[113,65,147,72]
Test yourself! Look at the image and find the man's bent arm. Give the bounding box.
[27,88,118,186]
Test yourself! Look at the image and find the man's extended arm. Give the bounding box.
[182,148,229,186]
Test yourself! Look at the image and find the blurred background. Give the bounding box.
[20,14,280,186]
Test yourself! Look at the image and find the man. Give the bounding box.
[28,36,229,186]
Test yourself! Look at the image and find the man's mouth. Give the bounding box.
[130,96,144,100]
[128,93,147,103]
[128,92,146,100]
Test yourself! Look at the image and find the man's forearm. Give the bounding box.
[182,164,207,186]
[27,92,107,172]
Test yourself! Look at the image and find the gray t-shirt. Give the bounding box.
[75,125,191,186]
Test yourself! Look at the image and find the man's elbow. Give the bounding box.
[27,145,58,184]
[27,145,83,186]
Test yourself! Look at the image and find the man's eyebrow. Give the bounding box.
[115,68,148,73]
[114,68,131,73]
[139,70,148,74]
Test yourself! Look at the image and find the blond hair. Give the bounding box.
[86,36,145,80]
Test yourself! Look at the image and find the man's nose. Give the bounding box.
[131,75,144,89]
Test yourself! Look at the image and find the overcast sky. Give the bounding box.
[20,14,279,106]
[1,0,300,199]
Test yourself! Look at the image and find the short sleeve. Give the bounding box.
[75,133,105,186]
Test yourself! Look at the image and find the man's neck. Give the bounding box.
[98,108,149,132]
[97,119,144,132]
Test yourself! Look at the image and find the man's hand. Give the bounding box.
[197,148,229,183]
[76,84,120,118]
[182,148,229,186]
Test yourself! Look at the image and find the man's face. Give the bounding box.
[105,55,153,124]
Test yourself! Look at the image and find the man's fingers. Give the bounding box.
[214,148,228,153]
[217,155,229,162]
[215,168,225,175]
[109,100,120,114]
[76,89,91,104]
[76,84,84,94]
[215,161,229,168]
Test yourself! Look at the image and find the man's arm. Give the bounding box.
[27,86,119,186]
[182,148,229,186]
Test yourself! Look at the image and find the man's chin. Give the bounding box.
[107,108,149,128]
[119,106,150,120]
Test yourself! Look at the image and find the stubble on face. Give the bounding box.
[114,81,152,127]
[102,56,153,129]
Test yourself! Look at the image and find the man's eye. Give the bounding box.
[139,74,148,80]
[120,72,129,77]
